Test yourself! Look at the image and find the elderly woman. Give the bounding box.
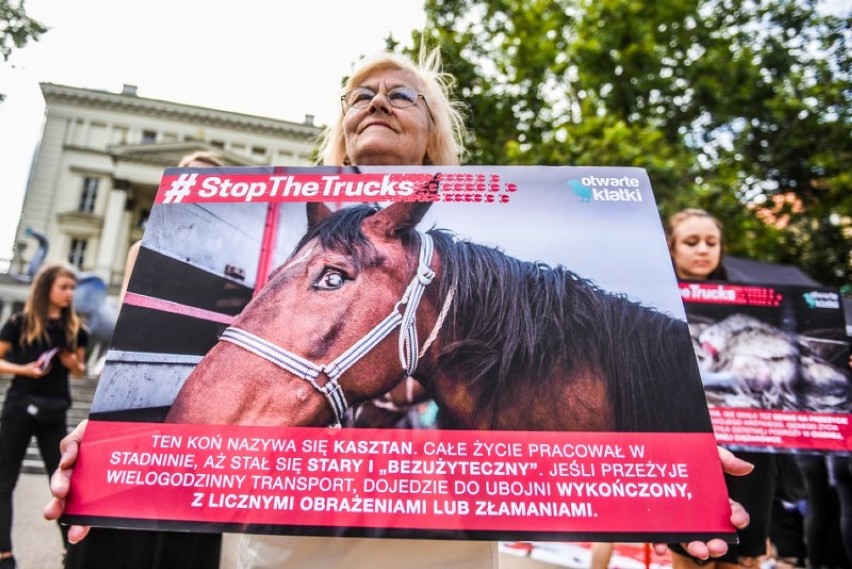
[237,47,493,569]
[45,47,750,568]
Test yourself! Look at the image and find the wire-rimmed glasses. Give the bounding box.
[341,86,428,112]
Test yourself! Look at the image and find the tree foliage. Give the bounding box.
[408,0,851,288]
[0,0,46,62]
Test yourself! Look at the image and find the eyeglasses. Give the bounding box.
[341,86,428,111]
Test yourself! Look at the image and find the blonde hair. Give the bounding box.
[318,46,467,167]
[665,208,724,251]
[178,150,225,167]
[23,263,81,348]
[665,208,728,280]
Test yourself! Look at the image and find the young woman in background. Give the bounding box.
[667,209,774,569]
[0,264,88,569]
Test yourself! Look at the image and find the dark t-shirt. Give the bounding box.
[0,312,89,400]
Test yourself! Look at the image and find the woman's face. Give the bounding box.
[670,216,722,280]
[49,275,76,310]
[342,68,431,166]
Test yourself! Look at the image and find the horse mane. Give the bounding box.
[294,205,710,433]
[428,230,711,433]
[293,205,382,258]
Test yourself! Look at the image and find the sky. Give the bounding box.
[3,0,847,267]
[0,0,426,262]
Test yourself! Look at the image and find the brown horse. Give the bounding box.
[166,201,711,432]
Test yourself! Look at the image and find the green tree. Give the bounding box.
[1,0,47,61]
[411,0,851,287]
[0,0,47,102]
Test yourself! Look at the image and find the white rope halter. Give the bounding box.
[219,231,444,427]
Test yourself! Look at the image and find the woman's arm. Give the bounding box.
[653,447,752,559]
[58,346,87,378]
[0,340,44,378]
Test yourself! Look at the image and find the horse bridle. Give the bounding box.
[219,231,445,427]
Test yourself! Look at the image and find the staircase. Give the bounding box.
[0,374,99,474]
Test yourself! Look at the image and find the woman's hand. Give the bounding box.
[43,420,91,543]
[653,446,752,559]
[59,349,86,378]
[17,361,47,378]
[654,498,749,559]
[0,340,46,377]
[716,445,754,477]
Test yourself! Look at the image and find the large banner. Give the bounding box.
[64,166,735,543]
[681,281,852,452]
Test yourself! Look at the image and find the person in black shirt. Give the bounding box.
[0,263,88,569]
[666,209,773,569]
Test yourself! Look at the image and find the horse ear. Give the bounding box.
[306,202,333,230]
[366,202,432,238]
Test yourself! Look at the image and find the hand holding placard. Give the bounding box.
[36,347,60,373]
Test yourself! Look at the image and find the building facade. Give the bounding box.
[1,82,322,324]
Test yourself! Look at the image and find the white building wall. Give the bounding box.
[10,83,323,289]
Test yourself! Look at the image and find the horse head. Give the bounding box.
[166,201,443,427]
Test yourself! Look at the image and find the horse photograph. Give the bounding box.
[69,166,741,543]
[683,289,851,413]
[92,166,713,434]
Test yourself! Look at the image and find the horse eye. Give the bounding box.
[316,270,347,290]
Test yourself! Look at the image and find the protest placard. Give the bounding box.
[681,281,851,452]
[64,166,735,543]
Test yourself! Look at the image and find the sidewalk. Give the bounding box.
[11,471,65,568]
[14,472,563,569]
[219,535,563,569]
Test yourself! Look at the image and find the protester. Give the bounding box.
[830,453,852,560]
[795,358,852,567]
[45,48,751,568]
[830,351,852,561]
[0,263,88,569]
[177,150,226,169]
[62,150,226,569]
[795,453,850,567]
[766,455,808,568]
[590,208,755,568]
[665,208,775,569]
[118,150,226,304]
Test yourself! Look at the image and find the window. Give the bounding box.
[251,145,267,157]
[70,119,86,146]
[141,130,157,144]
[89,122,108,147]
[79,177,99,213]
[275,150,294,164]
[68,239,87,268]
[111,126,129,145]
